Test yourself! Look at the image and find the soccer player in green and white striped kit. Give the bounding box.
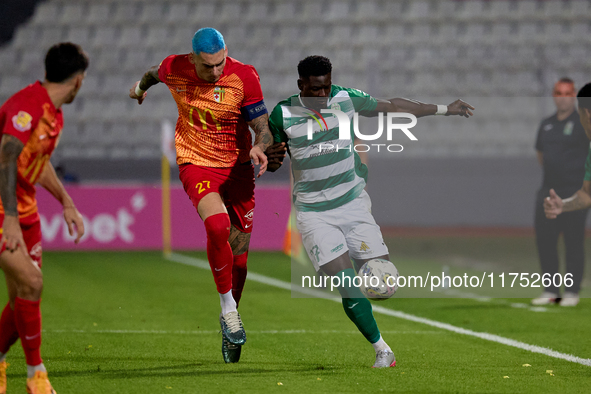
[266,56,474,367]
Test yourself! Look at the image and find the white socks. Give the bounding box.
[27,363,46,378]
[219,290,237,316]
[371,335,391,353]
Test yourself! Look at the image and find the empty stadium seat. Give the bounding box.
[64,26,93,47]
[138,3,168,24]
[271,2,297,23]
[86,3,112,25]
[119,26,144,48]
[11,26,38,48]
[490,1,514,19]
[29,2,61,26]
[243,1,273,23]
[516,0,540,21]
[301,1,324,23]
[145,27,171,48]
[569,0,591,19]
[326,1,350,22]
[407,0,431,20]
[166,3,193,24]
[58,4,86,26]
[0,48,20,71]
[92,26,119,49]
[111,3,141,24]
[353,0,381,22]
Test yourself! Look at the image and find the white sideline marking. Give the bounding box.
[46,329,442,335]
[166,252,591,367]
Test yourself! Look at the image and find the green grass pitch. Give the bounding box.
[1,239,590,393]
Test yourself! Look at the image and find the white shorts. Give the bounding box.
[296,190,389,271]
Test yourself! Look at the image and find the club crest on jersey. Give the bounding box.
[12,111,33,132]
[213,86,225,103]
[564,121,574,136]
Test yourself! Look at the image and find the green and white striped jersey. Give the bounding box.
[269,85,378,212]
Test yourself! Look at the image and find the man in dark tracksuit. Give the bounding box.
[533,78,589,306]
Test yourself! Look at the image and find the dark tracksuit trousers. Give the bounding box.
[534,188,587,294]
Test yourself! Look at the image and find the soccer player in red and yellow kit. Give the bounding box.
[129,28,273,363]
[0,43,88,394]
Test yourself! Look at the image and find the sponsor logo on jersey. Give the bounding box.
[544,123,553,131]
[29,241,42,261]
[244,208,254,222]
[12,111,33,132]
[213,86,225,103]
[360,241,371,252]
[331,243,344,253]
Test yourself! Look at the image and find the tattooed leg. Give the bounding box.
[228,226,250,306]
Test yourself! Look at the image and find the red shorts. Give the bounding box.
[179,163,255,233]
[0,212,43,268]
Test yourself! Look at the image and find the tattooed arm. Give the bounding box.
[247,113,272,178]
[249,113,273,152]
[544,182,591,219]
[0,134,25,252]
[129,65,161,105]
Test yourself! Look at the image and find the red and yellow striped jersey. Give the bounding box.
[0,81,63,218]
[158,55,266,167]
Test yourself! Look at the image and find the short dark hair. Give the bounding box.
[45,42,89,83]
[557,77,575,86]
[577,83,591,110]
[297,55,332,79]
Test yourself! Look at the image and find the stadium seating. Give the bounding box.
[0,0,588,160]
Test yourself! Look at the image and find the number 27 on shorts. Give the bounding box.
[195,181,211,194]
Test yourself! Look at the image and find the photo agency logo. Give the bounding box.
[294,104,418,154]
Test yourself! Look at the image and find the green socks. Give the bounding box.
[336,268,381,344]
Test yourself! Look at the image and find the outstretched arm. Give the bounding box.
[129,65,161,105]
[544,182,591,219]
[37,161,85,243]
[247,114,273,178]
[374,98,474,118]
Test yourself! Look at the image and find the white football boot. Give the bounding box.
[372,350,396,368]
[559,292,579,307]
[531,291,558,306]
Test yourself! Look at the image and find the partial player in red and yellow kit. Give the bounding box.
[129,28,273,364]
[0,42,88,394]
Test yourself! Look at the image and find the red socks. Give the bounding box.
[204,213,233,294]
[232,252,248,307]
[0,302,19,354]
[14,297,42,366]
[204,214,250,305]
